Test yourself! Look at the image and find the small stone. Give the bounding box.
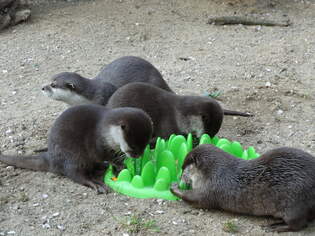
[124,211,131,216]
[5,129,13,135]
[123,233,129,236]
[12,91,17,95]
[42,194,48,199]
[6,166,14,171]
[52,212,60,217]
[156,210,164,214]
[7,231,16,235]
[33,203,39,207]
[2,70,8,74]
[277,109,284,115]
[265,81,271,87]
[57,225,65,231]
[42,223,51,229]
[172,221,178,225]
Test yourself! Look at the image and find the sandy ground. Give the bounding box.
[0,0,314,235]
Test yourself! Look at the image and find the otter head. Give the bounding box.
[180,96,224,138]
[41,72,92,106]
[198,98,224,138]
[106,108,153,158]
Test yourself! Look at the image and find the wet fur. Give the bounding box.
[171,144,315,232]
[0,105,153,193]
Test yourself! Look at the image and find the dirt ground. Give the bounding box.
[0,0,314,235]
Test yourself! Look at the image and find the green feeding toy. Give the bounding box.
[104,134,260,200]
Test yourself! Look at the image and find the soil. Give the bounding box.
[0,0,314,235]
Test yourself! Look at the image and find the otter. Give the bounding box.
[0,104,153,193]
[41,56,173,106]
[106,82,253,139]
[171,144,315,232]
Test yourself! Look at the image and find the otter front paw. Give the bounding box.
[170,183,183,198]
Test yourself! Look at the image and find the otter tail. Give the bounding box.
[223,109,254,117]
[0,152,49,172]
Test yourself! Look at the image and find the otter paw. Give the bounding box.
[170,183,182,198]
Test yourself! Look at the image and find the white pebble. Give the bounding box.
[123,233,129,236]
[6,166,14,171]
[52,212,60,217]
[42,194,48,199]
[265,81,271,87]
[7,231,16,235]
[277,109,284,115]
[57,225,65,231]
[2,70,8,74]
[5,129,12,134]
[42,223,51,229]
[172,221,178,225]
[156,210,164,214]
[33,203,39,207]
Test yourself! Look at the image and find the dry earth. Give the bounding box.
[0,0,314,235]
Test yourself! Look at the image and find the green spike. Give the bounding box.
[186,133,193,152]
[247,146,257,159]
[231,141,243,157]
[131,175,144,188]
[141,161,155,186]
[117,169,132,182]
[216,138,231,147]
[211,136,219,145]
[219,144,234,155]
[154,138,165,158]
[141,145,152,169]
[177,143,188,169]
[242,150,249,160]
[153,179,169,191]
[123,158,135,177]
[156,167,171,184]
[169,135,186,159]
[157,151,177,181]
[199,134,211,145]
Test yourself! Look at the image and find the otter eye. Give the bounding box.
[121,124,126,130]
[201,115,206,119]
[66,83,75,90]
[50,83,56,88]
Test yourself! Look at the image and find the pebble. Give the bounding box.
[265,81,271,87]
[7,231,16,235]
[277,109,284,115]
[42,194,48,199]
[57,225,65,231]
[33,203,39,207]
[52,212,60,217]
[42,223,51,229]
[6,166,14,171]
[156,210,164,214]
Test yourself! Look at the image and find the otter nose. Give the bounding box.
[41,86,45,91]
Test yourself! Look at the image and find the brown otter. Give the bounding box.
[106,82,252,140]
[171,144,315,232]
[41,56,173,106]
[0,104,153,193]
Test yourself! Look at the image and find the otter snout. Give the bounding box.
[41,85,53,97]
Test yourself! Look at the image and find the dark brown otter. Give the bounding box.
[107,82,252,140]
[171,144,315,232]
[0,104,153,193]
[41,56,173,106]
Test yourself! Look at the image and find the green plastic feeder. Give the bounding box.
[104,133,260,200]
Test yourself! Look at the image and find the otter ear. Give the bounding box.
[66,83,75,90]
[182,152,199,170]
